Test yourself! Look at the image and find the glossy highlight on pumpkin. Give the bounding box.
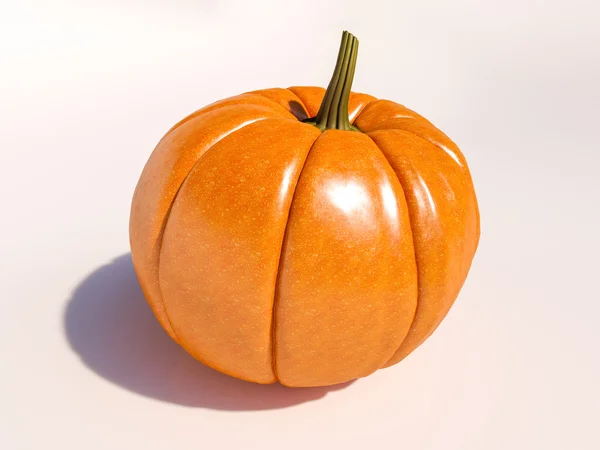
[129,31,480,387]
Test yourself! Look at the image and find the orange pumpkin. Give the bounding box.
[129,31,480,387]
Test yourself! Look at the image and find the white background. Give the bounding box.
[1,1,599,449]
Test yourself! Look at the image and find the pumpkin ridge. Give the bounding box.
[246,88,311,121]
[239,93,303,120]
[166,93,297,136]
[287,86,325,117]
[270,131,324,384]
[364,117,467,169]
[368,128,480,365]
[356,99,434,127]
[364,134,421,368]
[154,117,272,348]
[350,97,377,124]
[283,88,309,117]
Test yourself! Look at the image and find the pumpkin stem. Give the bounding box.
[303,31,360,132]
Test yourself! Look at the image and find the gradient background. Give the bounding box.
[1,1,599,449]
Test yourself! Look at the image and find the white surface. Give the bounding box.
[2,1,599,449]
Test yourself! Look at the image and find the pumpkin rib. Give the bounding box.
[389,125,480,235]
[166,93,297,136]
[363,134,421,367]
[287,86,323,117]
[356,99,435,129]
[269,132,323,382]
[131,105,291,343]
[246,88,310,121]
[359,115,468,169]
[153,116,273,348]
[349,95,378,123]
[367,128,480,365]
[149,203,180,342]
[375,122,471,188]
[359,116,473,366]
[283,88,309,118]
[158,118,320,383]
[273,131,418,387]
[389,126,466,168]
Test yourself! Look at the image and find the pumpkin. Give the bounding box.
[129,31,480,387]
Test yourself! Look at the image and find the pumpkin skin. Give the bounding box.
[129,34,480,388]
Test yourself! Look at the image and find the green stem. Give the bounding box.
[304,31,360,132]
